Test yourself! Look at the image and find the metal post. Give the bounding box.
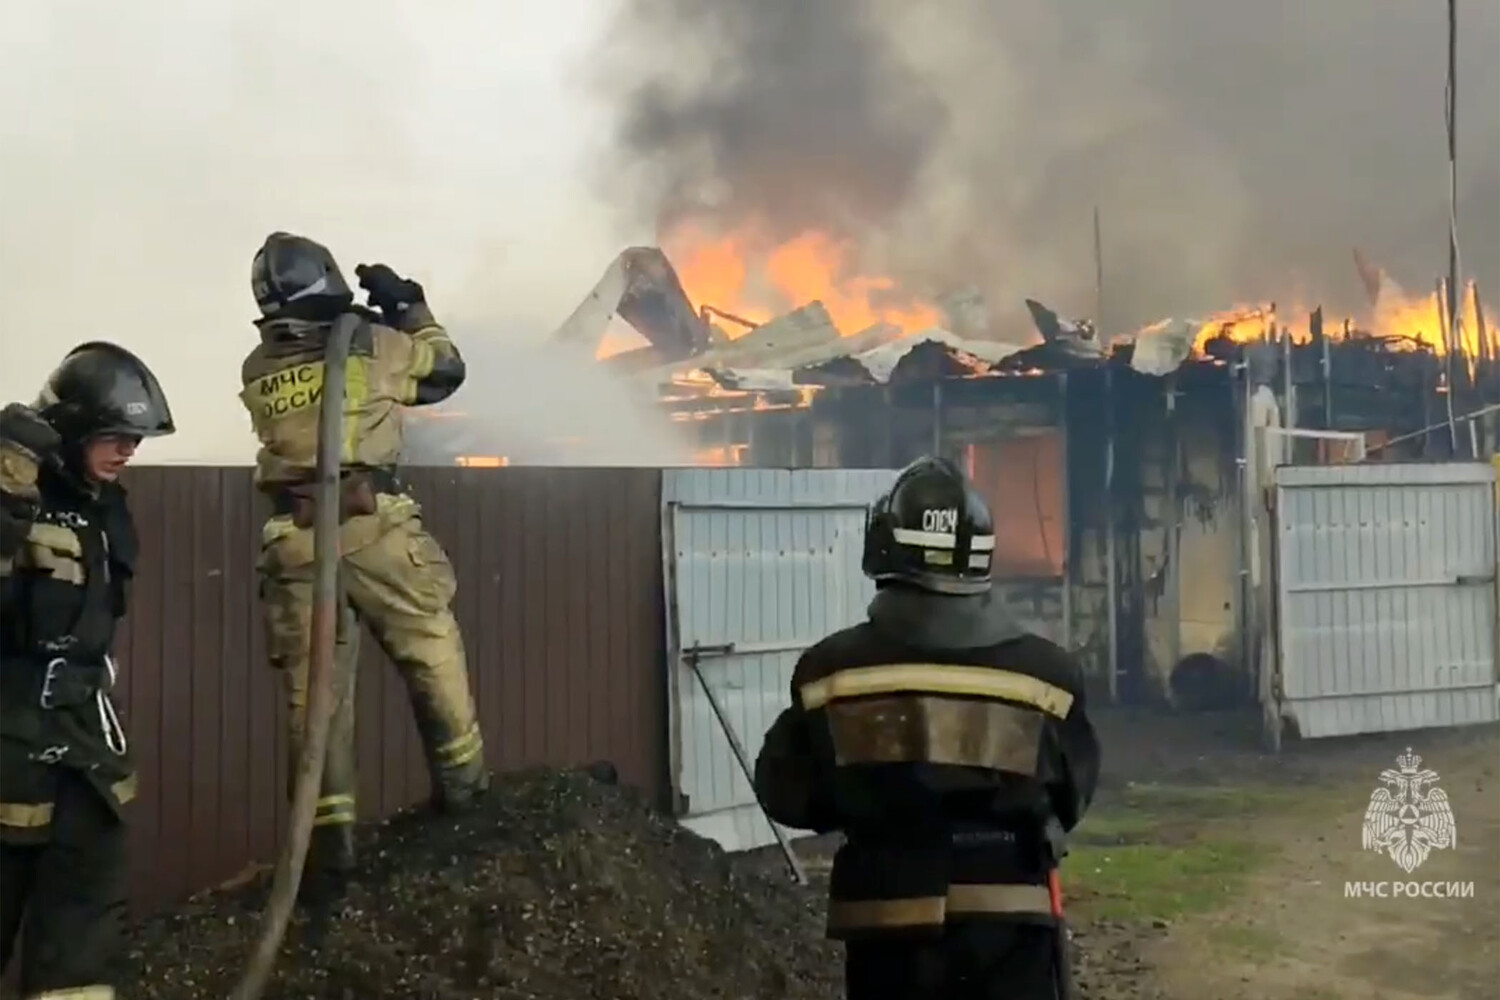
[1103,366,1119,704]
[1234,349,1252,696]
[1476,289,1494,455]
[1281,322,1296,436]
[931,381,943,456]
[1058,373,1073,651]
[1164,375,1181,678]
[1439,277,1461,455]
[1446,0,1464,424]
[1316,309,1332,429]
[231,311,358,1000]
[1094,206,1119,702]
[685,644,808,885]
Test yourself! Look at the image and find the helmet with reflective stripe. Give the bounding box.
[251,231,354,321]
[861,455,994,595]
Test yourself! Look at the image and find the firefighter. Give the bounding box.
[753,455,1101,1000]
[0,343,176,999]
[239,232,489,895]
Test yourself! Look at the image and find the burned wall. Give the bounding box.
[679,365,1248,703]
[1066,363,1242,704]
[1140,368,1243,705]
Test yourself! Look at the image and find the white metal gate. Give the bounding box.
[661,468,897,852]
[1273,462,1500,738]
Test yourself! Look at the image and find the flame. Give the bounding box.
[595,328,645,360]
[1192,283,1494,357]
[665,220,943,338]
[691,444,747,466]
[455,455,510,468]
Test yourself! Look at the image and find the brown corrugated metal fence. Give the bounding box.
[111,466,666,914]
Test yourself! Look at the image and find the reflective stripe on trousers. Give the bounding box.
[827,882,1053,935]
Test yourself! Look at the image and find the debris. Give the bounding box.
[120,766,1161,999]
[122,767,841,1000]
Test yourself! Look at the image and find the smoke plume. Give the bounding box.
[0,0,660,464]
[593,0,1500,335]
[401,332,696,466]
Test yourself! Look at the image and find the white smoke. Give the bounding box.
[402,331,695,467]
[0,0,671,465]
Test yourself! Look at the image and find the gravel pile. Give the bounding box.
[121,765,1157,999]
[122,766,841,999]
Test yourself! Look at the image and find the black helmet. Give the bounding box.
[862,455,995,595]
[251,231,353,321]
[36,342,176,442]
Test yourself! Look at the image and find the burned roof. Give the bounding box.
[638,298,1201,393]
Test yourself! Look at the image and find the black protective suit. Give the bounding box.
[753,456,1101,1000]
[755,587,1099,999]
[0,343,174,999]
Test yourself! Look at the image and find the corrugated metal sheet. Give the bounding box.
[1274,462,1500,738]
[112,466,666,913]
[709,329,1030,391]
[661,468,897,851]
[653,306,1200,393]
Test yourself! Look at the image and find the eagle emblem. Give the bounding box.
[1361,748,1457,874]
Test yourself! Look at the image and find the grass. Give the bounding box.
[1059,781,1302,923]
[1064,839,1268,922]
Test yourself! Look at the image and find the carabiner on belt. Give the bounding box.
[39,657,65,710]
[98,654,127,756]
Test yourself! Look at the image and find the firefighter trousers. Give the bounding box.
[0,769,128,998]
[843,923,1064,1000]
[256,492,488,859]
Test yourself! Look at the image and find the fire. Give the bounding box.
[665,221,943,338]
[1192,283,1494,357]
[691,444,748,466]
[595,327,646,360]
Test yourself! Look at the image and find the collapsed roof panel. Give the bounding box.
[681,305,1203,391]
[703,327,1032,389]
[551,247,710,362]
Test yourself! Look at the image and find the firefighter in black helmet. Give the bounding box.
[241,232,488,907]
[0,342,175,998]
[753,455,1100,1000]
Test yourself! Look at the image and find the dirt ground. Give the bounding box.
[1077,709,1500,1000]
[107,711,1497,999]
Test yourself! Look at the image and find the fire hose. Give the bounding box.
[228,312,359,1000]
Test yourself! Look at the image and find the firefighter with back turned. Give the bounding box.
[1,343,176,998]
[239,232,490,903]
[753,455,1100,1000]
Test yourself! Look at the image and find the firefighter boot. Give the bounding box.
[298,823,355,913]
[432,763,491,815]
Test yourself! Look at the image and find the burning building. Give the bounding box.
[533,232,1499,705]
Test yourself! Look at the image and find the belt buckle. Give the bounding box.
[36,744,69,764]
[39,657,65,709]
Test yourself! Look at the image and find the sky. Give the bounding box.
[0,0,633,463]
[1,1,1496,463]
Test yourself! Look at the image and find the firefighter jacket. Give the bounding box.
[0,465,138,843]
[238,303,466,492]
[752,584,1101,942]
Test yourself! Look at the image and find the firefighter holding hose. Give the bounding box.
[0,344,175,998]
[239,232,489,904]
[753,455,1100,999]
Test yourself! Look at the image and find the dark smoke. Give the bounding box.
[593,0,1500,335]
[594,0,947,245]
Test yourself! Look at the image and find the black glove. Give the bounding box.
[354,263,425,319]
[0,403,61,459]
[0,403,59,505]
